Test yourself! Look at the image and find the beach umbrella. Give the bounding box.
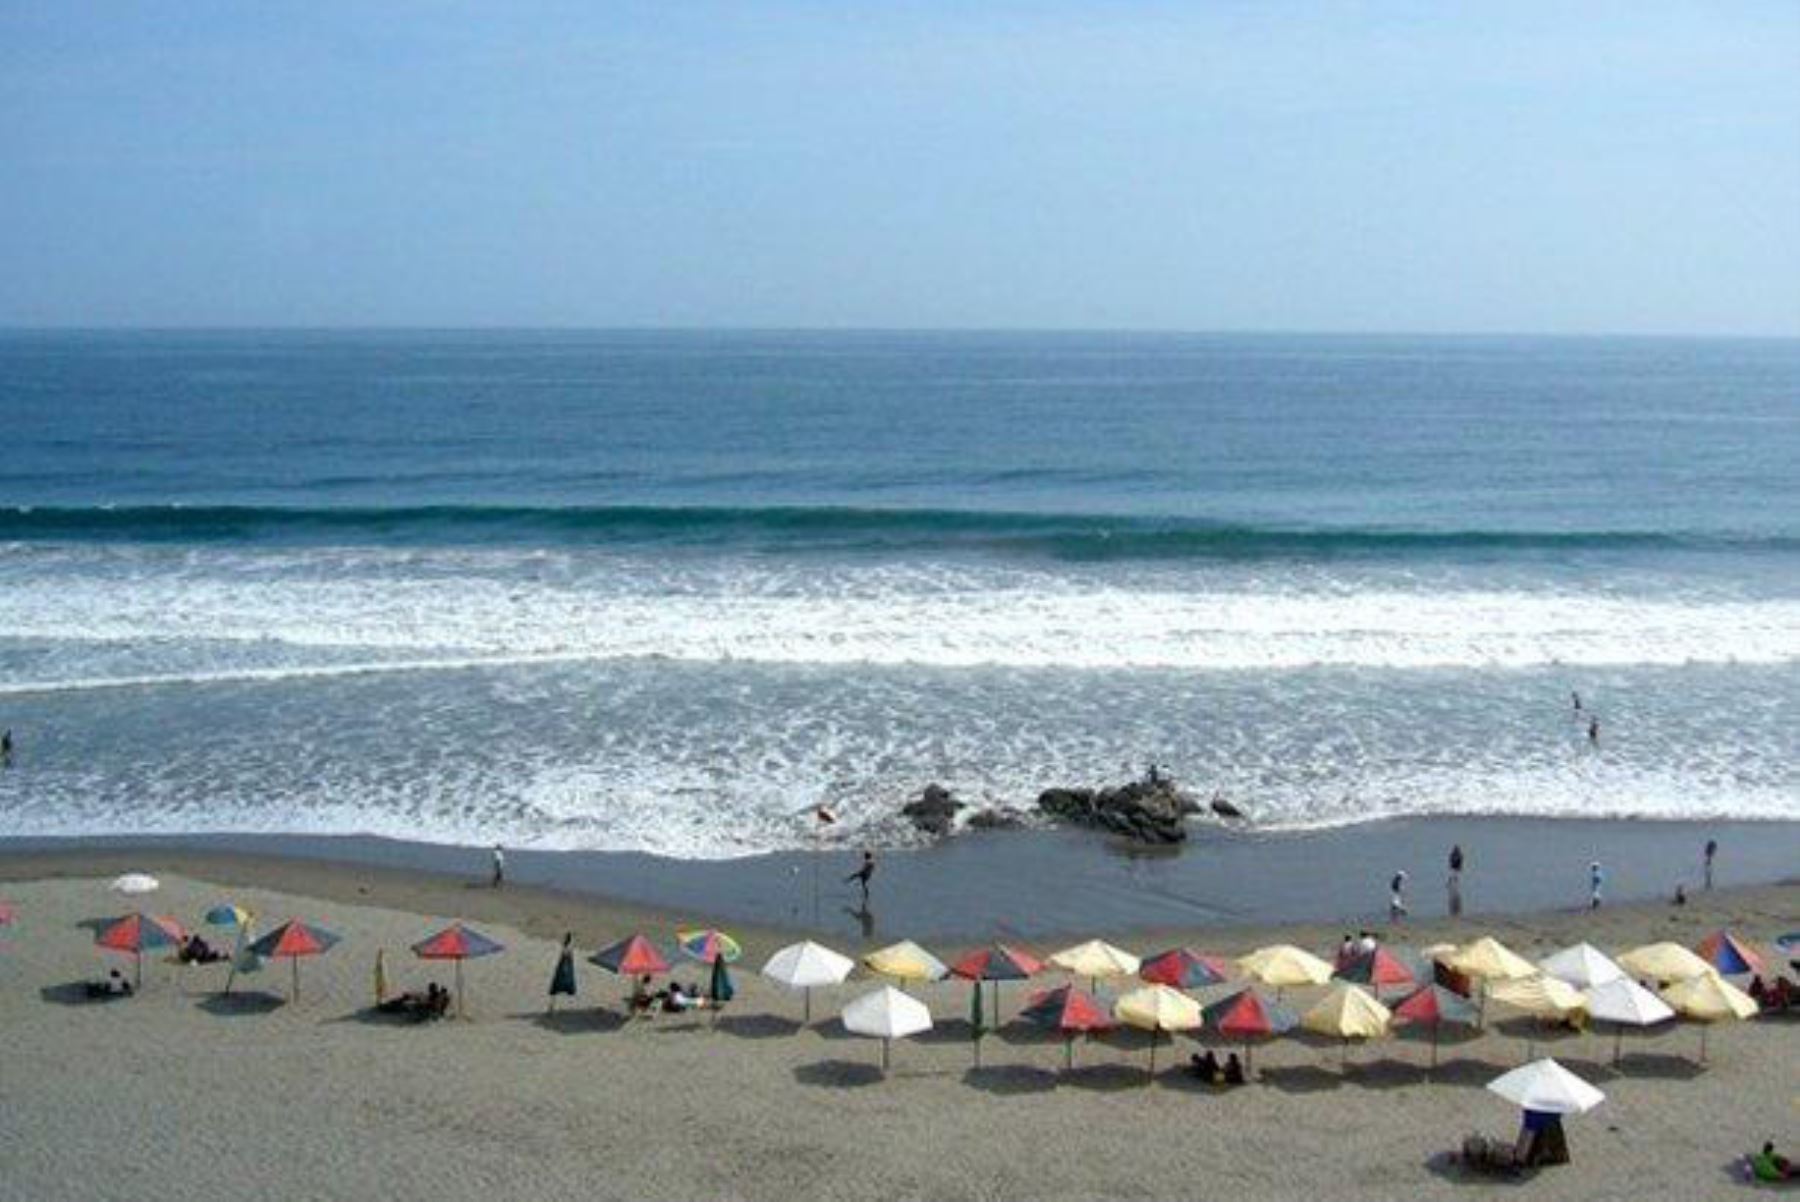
[863,940,947,987]
[95,911,186,989]
[412,922,506,1017]
[1114,984,1202,1080]
[205,904,253,930]
[1391,984,1480,1067]
[1660,972,1757,1062]
[708,953,735,1007]
[1540,943,1624,990]
[1694,930,1765,977]
[760,940,854,1023]
[109,873,159,896]
[1050,939,1141,989]
[1584,977,1675,1064]
[950,944,1044,1027]
[1301,984,1392,1041]
[1202,988,1298,1073]
[1139,947,1232,990]
[1486,1057,1605,1115]
[1446,937,1537,982]
[590,934,670,978]
[0,901,14,926]
[842,985,932,1074]
[1617,941,1712,984]
[1020,984,1115,1068]
[248,920,342,1002]
[1332,947,1419,994]
[676,928,742,965]
[1776,932,1800,953]
[1488,974,1587,1020]
[1238,944,1332,992]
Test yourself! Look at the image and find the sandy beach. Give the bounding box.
[2,851,1793,1202]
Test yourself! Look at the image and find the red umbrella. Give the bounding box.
[1390,984,1481,1067]
[1202,988,1298,1072]
[1694,930,1765,976]
[1020,984,1116,1068]
[1333,947,1419,994]
[248,920,342,1002]
[95,912,187,989]
[951,944,1044,1029]
[412,923,506,1016]
[0,901,15,925]
[590,934,670,977]
[1140,948,1233,989]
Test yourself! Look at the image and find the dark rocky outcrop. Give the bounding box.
[900,783,965,837]
[1036,777,1196,844]
[966,805,1029,831]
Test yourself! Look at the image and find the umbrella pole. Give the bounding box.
[1698,1025,1708,1065]
[1147,1031,1157,1083]
[1431,1024,1440,1070]
[135,950,143,991]
[1066,1035,1074,1070]
[456,958,465,1019]
[1613,1023,1622,1066]
[881,1038,890,1074]
[803,986,811,1025]
[292,956,300,1003]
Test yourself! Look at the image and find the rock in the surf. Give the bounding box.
[1036,776,1194,843]
[900,783,965,837]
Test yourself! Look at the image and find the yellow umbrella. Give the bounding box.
[1488,974,1588,1018]
[1445,937,1537,982]
[1301,984,1392,1040]
[1238,944,1332,990]
[863,940,947,985]
[1114,984,1202,1080]
[1618,942,1712,983]
[1049,939,1140,984]
[1660,972,1757,1063]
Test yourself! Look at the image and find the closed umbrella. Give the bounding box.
[842,985,932,1074]
[1660,972,1757,1062]
[1020,984,1115,1068]
[1617,942,1711,984]
[248,920,341,1002]
[1050,940,1141,990]
[412,922,505,1017]
[1139,948,1232,989]
[95,911,186,989]
[1114,984,1202,1080]
[1694,930,1765,977]
[708,953,735,1008]
[1539,943,1624,990]
[1238,944,1332,993]
[1391,983,1480,1067]
[1584,977,1674,1065]
[864,940,947,987]
[1202,987,1298,1074]
[1486,1057,1605,1114]
[109,873,159,896]
[760,940,854,1023]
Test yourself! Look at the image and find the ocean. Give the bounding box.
[0,330,1795,858]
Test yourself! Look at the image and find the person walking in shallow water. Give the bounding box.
[1,728,11,768]
[1388,870,1408,921]
[490,843,505,888]
[845,850,875,902]
[1704,838,1717,890]
[1447,844,1465,917]
[1588,860,1604,910]
[1587,716,1600,747]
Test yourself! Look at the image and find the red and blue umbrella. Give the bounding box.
[412,922,506,1017]
[248,919,342,1002]
[1694,930,1764,977]
[951,943,1044,1029]
[1020,984,1116,1068]
[1333,947,1420,994]
[1140,948,1232,989]
[1390,983,1481,1067]
[590,934,670,977]
[1202,988,1298,1071]
[95,912,187,988]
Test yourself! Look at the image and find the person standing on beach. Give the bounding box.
[845,850,875,902]
[1588,860,1604,910]
[490,843,505,888]
[1447,844,1465,916]
[1704,838,1717,890]
[1388,870,1408,920]
[548,931,576,1012]
[1,728,12,768]
[1587,716,1600,747]
[1571,691,1581,714]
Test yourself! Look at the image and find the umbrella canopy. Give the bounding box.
[1050,939,1140,981]
[0,901,13,925]
[249,920,341,960]
[1391,984,1481,1028]
[1488,974,1588,1018]
[412,923,505,960]
[1446,937,1537,982]
[842,985,932,1071]
[1139,947,1233,989]
[109,873,160,895]
[1238,944,1332,988]
[762,941,855,990]
[1114,984,1202,1033]
[1694,930,1765,977]
[1584,978,1675,1027]
[1021,984,1116,1034]
[96,911,185,953]
[1618,942,1713,983]
[1660,972,1758,1022]
[676,928,742,965]
[863,940,947,984]
[590,934,670,977]
[1301,984,1392,1040]
[1540,942,1625,990]
[1486,1058,1605,1115]
[1333,947,1419,991]
[1202,988,1299,1040]
[949,943,1044,982]
[204,905,253,930]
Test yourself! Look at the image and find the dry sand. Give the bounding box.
[0,856,1793,1202]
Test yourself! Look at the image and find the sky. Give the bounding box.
[2,3,1797,335]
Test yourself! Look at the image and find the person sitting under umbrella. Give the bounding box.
[84,969,133,999]
[1188,1051,1222,1084]
[1749,1141,1792,1183]
[178,933,228,965]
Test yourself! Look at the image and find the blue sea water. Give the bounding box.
[0,330,1795,856]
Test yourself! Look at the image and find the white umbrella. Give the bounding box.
[1584,978,1675,1065]
[1486,1057,1605,1115]
[842,986,933,1073]
[110,873,160,895]
[1540,943,1624,990]
[761,940,854,1022]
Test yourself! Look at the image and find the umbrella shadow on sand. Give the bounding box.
[793,1059,886,1089]
[962,1065,1058,1095]
[1609,1051,1704,1081]
[713,1013,803,1040]
[198,991,286,1016]
[1056,1063,1146,1093]
[522,1009,628,1035]
[1256,1064,1344,1094]
[1421,1150,1536,1189]
[39,981,128,1007]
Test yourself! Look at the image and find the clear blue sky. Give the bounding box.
[3,3,1797,334]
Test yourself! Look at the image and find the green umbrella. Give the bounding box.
[708,953,735,1006]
